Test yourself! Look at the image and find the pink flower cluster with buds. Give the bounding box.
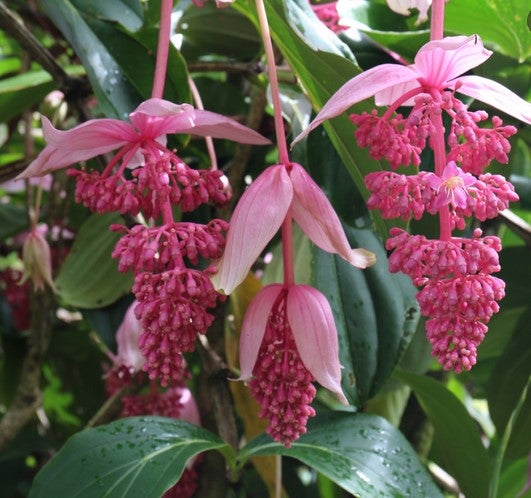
[295,34,530,372]
[19,98,268,386]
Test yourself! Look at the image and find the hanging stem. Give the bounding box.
[255,0,290,165]
[188,75,218,170]
[431,108,451,241]
[281,212,295,286]
[151,0,173,99]
[430,0,445,41]
[255,0,295,292]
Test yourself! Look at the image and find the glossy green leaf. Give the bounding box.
[396,370,491,498]
[41,0,143,119]
[312,225,419,406]
[240,411,443,498]
[29,417,234,498]
[41,0,190,119]
[445,0,531,62]
[54,213,133,309]
[236,0,396,240]
[70,0,143,32]
[178,3,261,61]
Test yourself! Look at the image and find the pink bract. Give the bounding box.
[211,163,375,294]
[17,98,270,180]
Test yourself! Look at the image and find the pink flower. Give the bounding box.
[211,162,375,294]
[427,161,476,210]
[112,300,145,374]
[293,35,531,145]
[239,283,347,446]
[17,98,269,180]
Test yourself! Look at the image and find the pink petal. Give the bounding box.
[453,75,531,125]
[131,98,270,144]
[238,284,283,380]
[287,285,348,405]
[18,144,119,179]
[177,387,201,426]
[290,163,376,268]
[211,165,293,294]
[442,160,460,179]
[178,109,271,144]
[43,116,137,149]
[292,64,417,146]
[130,99,196,138]
[115,300,145,373]
[17,117,136,179]
[414,35,491,87]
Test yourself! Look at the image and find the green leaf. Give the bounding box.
[489,376,530,498]
[29,417,234,498]
[0,203,29,240]
[236,0,397,240]
[54,213,133,309]
[487,308,531,461]
[240,411,443,498]
[177,3,261,61]
[312,225,419,406]
[0,66,85,122]
[445,0,531,62]
[70,0,143,32]
[41,0,144,119]
[395,370,491,498]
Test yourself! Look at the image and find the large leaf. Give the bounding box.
[396,370,491,498]
[445,0,531,62]
[54,213,133,309]
[177,2,261,61]
[41,0,144,119]
[70,0,143,32]
[312,225,419,406]
[239,411,443,498]
[236,0,396,241]
[29,417,235,498]
[40,1,189,119]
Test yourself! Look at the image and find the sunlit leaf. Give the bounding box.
[396,370,491,498]
[240,411,443,498]
[29,417,235,498]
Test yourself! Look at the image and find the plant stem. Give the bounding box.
[281,213,295,286]
[254,0,289,165]
[430,0,445,41]
[151,0,173,99]
[188,75,218,170]
[431,109,451,241]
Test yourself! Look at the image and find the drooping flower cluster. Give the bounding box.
[19,98,268,385]
[212,160,374,444]
[295,34,530,372]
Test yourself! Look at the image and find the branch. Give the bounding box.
[499,209,531,246]
[0,2,90,100]
[0,290,54,453]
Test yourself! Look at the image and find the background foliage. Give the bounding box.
[0,0,529,497]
